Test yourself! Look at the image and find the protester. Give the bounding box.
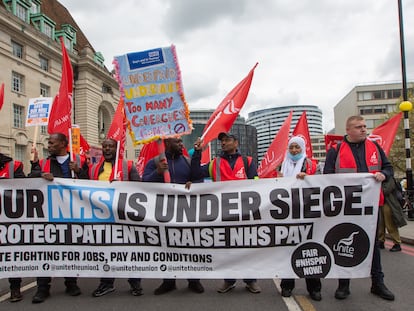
[324,115,395,301]
[198,132,261,294]
[29,133,87,303]
[378,176,407,252]
[0,152,25,302]
[87,138,142,297]
[278,136,322,301]
[142,137,205,295]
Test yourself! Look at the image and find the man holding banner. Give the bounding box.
[143,137,205,295]
[0,152,25,302]
[29,133,87,303]
[324,115,395,301]
[197,132,261,294]
[87,138,142,297]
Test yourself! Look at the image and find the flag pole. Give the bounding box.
[68,127,75,178]
[397,0,413,219]
[113,140,120,180]
[30,125,39,161]
[157,139,171,183]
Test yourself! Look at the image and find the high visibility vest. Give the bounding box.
[40,154,82,173]
[335,140,384,205]
[89,159,133,181]
[0,160,21,178]
[209,156,251,181]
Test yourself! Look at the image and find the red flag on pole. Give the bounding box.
[79,134,90,155]
[201,63,258,146]
[106,96,127,159]
[369,112,403,156]
[201,144,211,165]
[136,141,159,177]
[0,83,4,111]
[292,111,313,159]
[258,111,293,178]
[48,37,73,135]
[324,134,343,152]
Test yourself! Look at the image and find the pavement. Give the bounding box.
[396,218,414,245]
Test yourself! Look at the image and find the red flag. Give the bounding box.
[324,134,343,152]
[258,111,293,178]
[106,96,127,159]
[201,144,211,165]
[48,37,73,135]
[136,141,159,177]
[79,134,90,155]
[369,112,402,156]
[0,83,4,111]
[201,63,258,146]
[136,139,190,178]
[292,111,313,158]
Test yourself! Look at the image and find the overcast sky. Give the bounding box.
[58,0,414,132]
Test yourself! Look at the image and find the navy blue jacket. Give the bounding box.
[143,151,203,184]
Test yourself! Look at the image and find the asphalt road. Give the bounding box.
[1,241,413,311]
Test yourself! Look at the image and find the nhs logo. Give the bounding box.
[48,185,115,222]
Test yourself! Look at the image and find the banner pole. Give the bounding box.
[30,125,39,162]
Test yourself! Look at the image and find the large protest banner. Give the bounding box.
[113,46,192,145]
[0,174,380,280]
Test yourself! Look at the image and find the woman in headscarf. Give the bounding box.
[279,136,321,301]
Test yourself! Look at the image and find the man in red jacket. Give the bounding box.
[88,138,142,297]
[324,116,394,301]
[1,152,25,302]
[29,133,86,303]
[196,132,261,294]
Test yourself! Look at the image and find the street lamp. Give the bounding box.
[397,0,413,218]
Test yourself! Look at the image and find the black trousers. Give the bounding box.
[281,278,321,293]
[9,278,22,290]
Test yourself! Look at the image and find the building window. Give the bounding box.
[12,72,24,93]
[16,3,27,22]
[391,89,401,99]
[357,91,372,101]
[12,41,23,59]
[41,126,47,134]
[372,91,382,99]
[102,84,112,94]
[40,55,49,71]
[30,2,39,14]
[40,83,50,97]
[98,106,111,140]
[43,23,52,38]
[15,145,26,162]
[13,104,25,128]
[359,105,386,115]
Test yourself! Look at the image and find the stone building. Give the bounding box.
[0,0,136,172]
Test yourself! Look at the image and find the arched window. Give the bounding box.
[98,105,111,141]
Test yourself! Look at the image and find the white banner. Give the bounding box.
[0,174,380,280]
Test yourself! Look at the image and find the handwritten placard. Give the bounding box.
[113,45,192,145]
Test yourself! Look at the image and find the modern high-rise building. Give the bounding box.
[334,82,413,135]
[246,105,323,161]
[0,0,138,172]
